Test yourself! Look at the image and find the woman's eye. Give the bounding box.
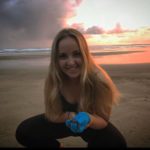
[73,51,81,57]
[58,54,67,59]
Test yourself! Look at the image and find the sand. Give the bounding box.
[0,53,150,148]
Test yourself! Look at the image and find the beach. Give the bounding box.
[0,53,150,148]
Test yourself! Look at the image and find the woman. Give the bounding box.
[15,28,127,148]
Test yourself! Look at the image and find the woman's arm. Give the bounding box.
[87,113,108,129]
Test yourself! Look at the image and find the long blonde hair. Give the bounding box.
[44,28,120,121]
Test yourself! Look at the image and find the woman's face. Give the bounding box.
[58,37,82,80]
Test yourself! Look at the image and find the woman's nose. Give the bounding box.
[67,57,75,65]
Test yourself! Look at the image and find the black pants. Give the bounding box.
[15,114,127,148]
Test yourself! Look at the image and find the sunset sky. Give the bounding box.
[67,0,150,46]
[0,0,150,48]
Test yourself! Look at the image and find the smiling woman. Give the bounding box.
[58,37,82,79]
[15,28,127,148]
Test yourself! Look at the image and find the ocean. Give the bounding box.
[0,44,150,64]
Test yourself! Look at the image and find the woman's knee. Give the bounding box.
[15,119,31,146]
[87,122,127,148]
[98,122,127,147]
[107,123,127,147]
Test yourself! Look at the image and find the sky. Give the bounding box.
[0,0,150,49]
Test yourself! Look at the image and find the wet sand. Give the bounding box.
[0,54,150,147]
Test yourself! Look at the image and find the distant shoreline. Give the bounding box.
[0,52,150,66]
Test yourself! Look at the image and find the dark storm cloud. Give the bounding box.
[0,0,82,48]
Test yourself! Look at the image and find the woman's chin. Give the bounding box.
[66,73,80,79]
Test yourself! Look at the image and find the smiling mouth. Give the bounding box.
[66,67,78,72]
[68,68,77,72]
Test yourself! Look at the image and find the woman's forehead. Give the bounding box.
[58,37,79,50]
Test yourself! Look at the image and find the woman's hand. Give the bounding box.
[65,112,91,133]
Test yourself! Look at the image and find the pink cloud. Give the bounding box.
[74,0,83,6]
[68,22,85,33]
[83,23,136,35]
[107,23,131,34]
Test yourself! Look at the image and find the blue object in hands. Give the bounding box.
[65,119,79,133]
[73,112,91,133]
[65,112,91,133]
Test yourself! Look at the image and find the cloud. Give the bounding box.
[68,0,83,7]
[85,26,105,34]
[107,23,130,34]
[0,0,83,48]
[126,27,150,44]
[68,22,85,33]
[69,22,134,36]
[83,23,133,35]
